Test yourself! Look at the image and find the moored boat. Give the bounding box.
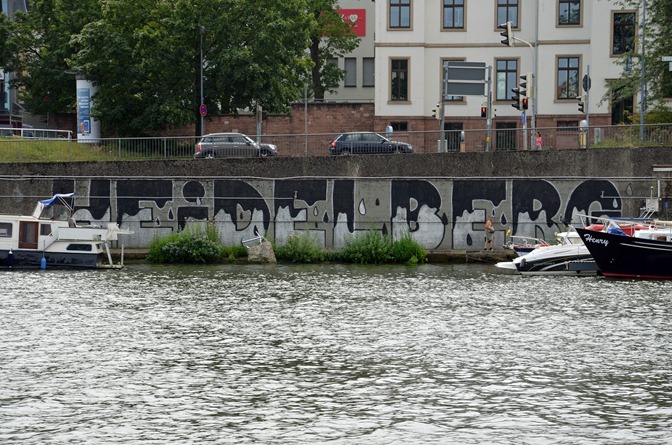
[495,229,597,276]
[0,193,132,269]
[576,218,672,279]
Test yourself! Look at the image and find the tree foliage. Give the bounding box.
[606,0,672,115]
[307,0,360,100]
[0,0,102,116]
[70,0,313,136]
[0,0,358,136]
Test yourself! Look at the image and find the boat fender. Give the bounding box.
[40,256,47,270]
[7,249,14,267]
[519,257,526,268]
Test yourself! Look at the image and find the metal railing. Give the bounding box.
[0,123,670,162]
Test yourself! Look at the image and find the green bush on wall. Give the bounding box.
[146,224,246,263]
[146,225,427,265]
[336,231,427,265]
[274,231,325,263]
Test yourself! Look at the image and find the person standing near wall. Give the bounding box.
[535,132,543,150]
[385,123,393,138]
[484,215,495,250]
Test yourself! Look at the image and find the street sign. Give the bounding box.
[199,103,207,117]
[662,56,672,62]
[582,75,591,92]
[444,61,486,97]
[445,61,486,81]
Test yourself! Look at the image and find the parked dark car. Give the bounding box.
[328,132,413,155]
[194,132,278,158]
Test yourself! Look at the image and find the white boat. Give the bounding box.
[495,229,597,276]
[0,193,132,269]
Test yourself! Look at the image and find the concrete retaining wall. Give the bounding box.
[0,147,670,250]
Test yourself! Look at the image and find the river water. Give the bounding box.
[1,263,671,444]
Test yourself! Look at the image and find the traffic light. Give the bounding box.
[519,73,529,98]
[577,95,586,113]
[432,103,443,120]
[499,21,513,47]
[480,105,487,118]
[511,87,522,111]
[520,72,534,98]
[521,97,529,110]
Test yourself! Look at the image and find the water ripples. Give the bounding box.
[1,264,671,444]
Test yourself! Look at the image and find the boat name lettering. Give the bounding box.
[583,234,609,247]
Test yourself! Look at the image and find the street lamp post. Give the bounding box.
[200,26,205,136]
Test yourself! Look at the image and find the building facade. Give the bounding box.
[324,0,377,103]
[373,0,642,149]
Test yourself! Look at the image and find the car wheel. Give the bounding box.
[340,149,351,156]
[259,150,269,158]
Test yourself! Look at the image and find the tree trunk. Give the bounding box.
[309,36,325,101]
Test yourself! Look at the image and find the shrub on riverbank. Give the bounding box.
[146,226,426,265]
[274,231,325,263]
[146,225,246,263]
[335,231,426,265]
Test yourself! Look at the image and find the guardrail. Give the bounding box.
[0,127,73,139]
[0,123,670,162]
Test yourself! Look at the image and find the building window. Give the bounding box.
[558,0,581,26]
[442,59,465,102]
[389,0,411,29]
[612,11,636,56]
[497,0,518,28]
[443,0,465,30]
[390,59,409,102]
[663,71,672,99]
[391,122,408,132]
[344,58,357,87]
[557,121,579,132]
[557,56,580,100]
[496,59,518,101]
[363,58,375,87]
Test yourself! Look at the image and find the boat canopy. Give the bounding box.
[32,193,76,218]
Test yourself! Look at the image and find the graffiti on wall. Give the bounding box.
[41,177,626,249]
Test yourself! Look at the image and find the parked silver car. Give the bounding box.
[194,132,278,158]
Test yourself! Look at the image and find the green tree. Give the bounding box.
[307,1,360,100]
[1,0,315,137]
[0,0,102,117]
[606,0,672,116]
[70,0,313,136]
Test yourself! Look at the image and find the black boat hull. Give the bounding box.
[576,228,672,279]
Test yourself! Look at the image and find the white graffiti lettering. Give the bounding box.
[583,234,609,247]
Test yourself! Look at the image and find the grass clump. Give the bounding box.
[335,230,426,264]
[274,231,325,263]
[146,224,245,263]
[390,233,427,264]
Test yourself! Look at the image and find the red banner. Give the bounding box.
[339,9,366,37]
